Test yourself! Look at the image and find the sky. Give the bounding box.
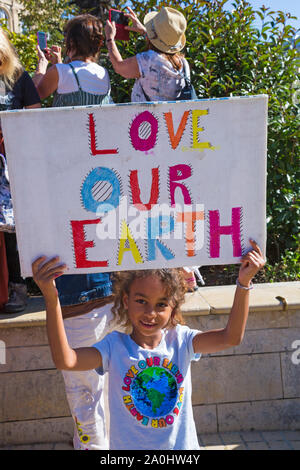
[224,0,300,32]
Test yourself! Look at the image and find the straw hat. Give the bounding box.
[144,7,186,54]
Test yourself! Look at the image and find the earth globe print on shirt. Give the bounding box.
[131,366,178,417]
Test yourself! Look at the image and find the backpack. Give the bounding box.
[140,58,198,102]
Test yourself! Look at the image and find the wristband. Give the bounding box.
[236,278,253,290]
[106,38,113,43]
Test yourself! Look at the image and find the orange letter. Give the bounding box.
[176,211,204,256]
[164,111,189,150]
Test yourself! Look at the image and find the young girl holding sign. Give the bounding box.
[32,239,264,450]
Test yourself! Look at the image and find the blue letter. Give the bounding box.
[81,167,121,213]
[147,215,175,261]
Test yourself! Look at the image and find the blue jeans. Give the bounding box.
[55,273,113,307]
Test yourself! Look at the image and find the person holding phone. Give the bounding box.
[105,6,189,102]
[105,6,199,290]
[0,28,41,313]
[32,14,121,451]
[33,14,113,107]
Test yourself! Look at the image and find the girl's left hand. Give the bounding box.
[105,20,116,41]
[238,239,265,287]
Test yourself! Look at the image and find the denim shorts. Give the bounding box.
[55,273,113,307]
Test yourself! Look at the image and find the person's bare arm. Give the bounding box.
[193,240,265,354]
[32,256,102,371]
[105,20,140,79]
[25,103,41,109]
[32,46,59,99]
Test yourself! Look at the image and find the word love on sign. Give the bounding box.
[1,95,267,276]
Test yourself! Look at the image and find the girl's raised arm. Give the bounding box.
[32,257,102,371]
[193,240,265,354]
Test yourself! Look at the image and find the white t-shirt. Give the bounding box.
[131,49,188,102]
[56,60,110,95]
[93,324,201,450]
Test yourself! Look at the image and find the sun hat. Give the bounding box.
[144,7,186,54]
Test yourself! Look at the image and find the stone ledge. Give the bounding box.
[0,282,299,328]
[0,297,46,328]
[195,281,300,315]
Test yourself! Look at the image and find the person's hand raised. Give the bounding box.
[32,256,66,298]
[124,7,147,35]
[238,239,265,288]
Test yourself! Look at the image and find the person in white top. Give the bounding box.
[105,6,189,103]
[54,60,110,95]
[33,14,111,104]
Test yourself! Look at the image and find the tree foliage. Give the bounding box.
[69,0,114,19]
[8,0,300,271]
[108,0,300,266]
[18,0,79,43]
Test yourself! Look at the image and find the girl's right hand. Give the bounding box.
[32,256,66,297]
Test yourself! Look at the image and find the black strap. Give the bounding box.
[69,63,82,91]
[140,83,151,102]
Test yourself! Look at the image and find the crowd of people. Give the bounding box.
[0,7,265,451]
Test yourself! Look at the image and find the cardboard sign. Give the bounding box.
[0,95,267,277]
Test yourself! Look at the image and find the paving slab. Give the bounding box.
[1,430,300,450]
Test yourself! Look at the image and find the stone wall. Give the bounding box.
[0,282,299,446]
[183,282,300,434]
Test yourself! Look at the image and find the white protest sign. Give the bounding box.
[0,95,267,277]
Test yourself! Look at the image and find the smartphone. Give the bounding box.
[108,9,129,41]
[37,31,47,51]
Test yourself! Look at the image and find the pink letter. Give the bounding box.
[130,111,158,151]
[209,207,242,258]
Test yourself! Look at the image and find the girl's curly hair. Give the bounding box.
[64,14,104,60]
[111,268,187,330]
